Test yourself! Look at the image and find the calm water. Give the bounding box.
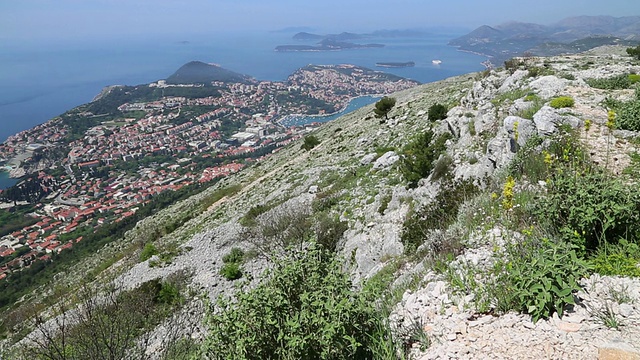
[0,31,486,144]
[0,171,18,190]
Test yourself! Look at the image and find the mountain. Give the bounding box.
[165,61,254,85]
[292,31,324,40]
[4,47,640,358]
[450,15,640,64]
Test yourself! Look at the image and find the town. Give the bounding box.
[0,64,418,279]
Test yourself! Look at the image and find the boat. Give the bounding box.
[432,59,442,65]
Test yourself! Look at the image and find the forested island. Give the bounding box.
[376,61,415,68]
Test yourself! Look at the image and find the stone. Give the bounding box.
[308,185,318,194]
[598,342,640,360]
[557,321,582,332]
[360,153,377,165]
[503,116,536,149]
[529,75,569,98]
[618,303,634,318]
[373,151,400,169]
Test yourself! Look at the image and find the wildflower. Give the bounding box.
[584,119,592,132]
[607,110,616,130]
[502,176,515,210]
[513,121,520,143]
[543,151,553,166]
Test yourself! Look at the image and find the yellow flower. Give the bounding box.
[502,176,515,210]
[607,110,616,130]
[584,119,592,132]
[543,151,553,166]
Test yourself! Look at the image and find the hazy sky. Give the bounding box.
[2,0,640,40]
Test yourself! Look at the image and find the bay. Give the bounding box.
[0,31,486,143]
[0,171,18,190]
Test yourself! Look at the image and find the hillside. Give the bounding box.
[450,15,640,64]
[3,47,640,359]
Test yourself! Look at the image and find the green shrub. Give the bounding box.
[219,247,245,281]
[626,45,640,60]
[591,240,640,277]
[400,130,451,188]
[222,247,245,264]
[301,135,320,151]
[549,96,574,109]
[140,243,158,262]
[427,103,448,121]
[534,167,640,255]
[629,74,640,84]
[586,75,631,90]
[615,90,640,131]
[200,245,391,359]
[219,262,242,281]
[492,240,589,322]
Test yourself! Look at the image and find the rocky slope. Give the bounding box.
[7,46,640,359]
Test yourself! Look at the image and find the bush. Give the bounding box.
[199,245,389,359]
[586,75,632,90]
[627,45,640,60]
[534,167,640,255]
[219,262,242,281]
[491,240,589,322]
[427,103,448,121]
[222,247,245,264]
[400,130,451,188]
[301,135,320,151]
[140,243,158,262]
[615,90,640,131]
[591,240,640,277]
[549,96,574,109]
[219,247,245,281]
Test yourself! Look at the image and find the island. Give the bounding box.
[375,61,415,68]
[276,39,384,52]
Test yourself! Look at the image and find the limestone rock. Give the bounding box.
[373,151,400,169]
[360,152,377,165]
[530,75,569,98]
[599,342,640,360]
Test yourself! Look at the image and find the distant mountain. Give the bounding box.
[450,15,640,64]
[165,61,254,85]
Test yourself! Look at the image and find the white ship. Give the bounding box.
[432,59,442,65]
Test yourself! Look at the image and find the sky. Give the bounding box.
[2,0,640,41]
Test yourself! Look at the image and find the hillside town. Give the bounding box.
[0,64,418,279]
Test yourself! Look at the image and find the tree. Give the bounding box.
[428,103,448,121]
[373,96,396,120]
[301,135,320,151]
[627,45,640,60]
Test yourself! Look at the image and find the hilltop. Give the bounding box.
[165,61,255,84]
[3,47,640,359]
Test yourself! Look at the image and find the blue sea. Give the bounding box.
[0,30,485,189]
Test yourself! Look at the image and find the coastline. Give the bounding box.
[0,169,18,190]
[276,95,381,127]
